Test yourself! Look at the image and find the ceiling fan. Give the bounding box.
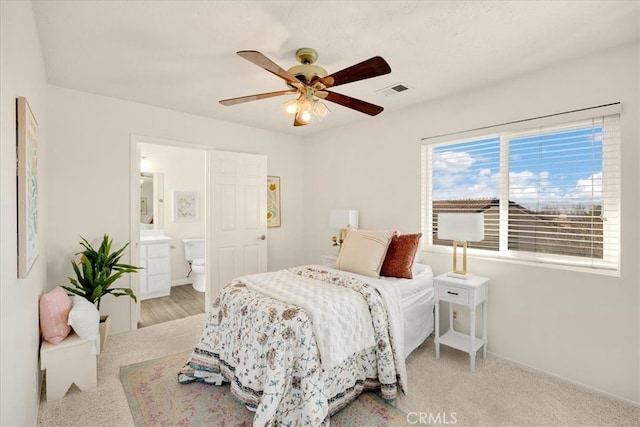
[219,48,391,127]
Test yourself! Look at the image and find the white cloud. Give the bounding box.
[432,145,603,212]
[506,170,603,210]
[433,151,475,172]
[433,150,495,200]
[567,172,602,200]
[508,170,566,208]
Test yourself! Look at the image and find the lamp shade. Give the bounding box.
[438,213,484,242]
[330,210,359,229]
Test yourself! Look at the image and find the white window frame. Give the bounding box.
[421,104,621,274]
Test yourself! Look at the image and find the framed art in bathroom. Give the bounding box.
[267,176,281,228]
[174,191,199,222]
[17,96,39,278]
[140,197,148,215]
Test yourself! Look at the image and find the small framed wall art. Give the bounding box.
[17,96,39,278]
[174,191,199,222]
[267,176,281,227]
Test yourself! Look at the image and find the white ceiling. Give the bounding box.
[32,1,639,137]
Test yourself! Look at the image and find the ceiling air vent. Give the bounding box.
[377,83,412,97]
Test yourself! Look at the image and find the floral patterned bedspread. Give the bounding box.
[178,265,405,426]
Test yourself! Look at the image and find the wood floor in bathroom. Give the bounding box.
[139,284,206,328]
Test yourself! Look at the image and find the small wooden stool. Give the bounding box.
[40,332,97,401]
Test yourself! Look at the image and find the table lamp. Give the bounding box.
[330,210,359,246]
[437,213,484,279]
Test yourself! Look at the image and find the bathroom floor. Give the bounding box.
[138,284,206,328]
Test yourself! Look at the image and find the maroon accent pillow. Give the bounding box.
[380,233,422,279]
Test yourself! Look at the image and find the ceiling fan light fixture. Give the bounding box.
[313,100,330,121]
[296,107,312,124]
[294,96,314,124]
[282,98,298,116]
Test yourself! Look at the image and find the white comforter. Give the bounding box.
[242,270,376,370]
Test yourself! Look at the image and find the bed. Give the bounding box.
[381,262,435,357]
[178,230,435,426]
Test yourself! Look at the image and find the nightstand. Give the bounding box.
[434,273,489,372]
[320,255,337,268]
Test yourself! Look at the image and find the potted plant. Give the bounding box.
[62,234,142,349]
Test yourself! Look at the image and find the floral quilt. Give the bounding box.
[178,265,405,426]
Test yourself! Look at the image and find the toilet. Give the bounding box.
[182,238,206,292]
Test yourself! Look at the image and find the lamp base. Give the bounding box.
[447,271,474,280]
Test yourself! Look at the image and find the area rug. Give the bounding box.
[121,351,410,426]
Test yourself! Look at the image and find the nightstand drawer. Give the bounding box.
[438,285,469,305]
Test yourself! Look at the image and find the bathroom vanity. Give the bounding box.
[139,231,173,300]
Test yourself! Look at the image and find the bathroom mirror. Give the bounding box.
[140,172,164,229]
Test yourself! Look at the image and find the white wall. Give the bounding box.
[0,1,49,425]
[302,42,639,404]
[45,86,306,334]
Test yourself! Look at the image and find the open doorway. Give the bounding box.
[130,136,208,329]
[129,137,268,330]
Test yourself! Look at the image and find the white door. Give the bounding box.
[206,150,267,307]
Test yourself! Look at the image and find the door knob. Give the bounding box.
[258,235,266,240]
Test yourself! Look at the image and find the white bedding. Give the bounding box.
[380,264,435,356]
[401,286,435,356]
[319,263,435,359]
[380,263,434,299]
[242,270,376,370]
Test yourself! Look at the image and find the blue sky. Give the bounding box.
[432,127,603,211]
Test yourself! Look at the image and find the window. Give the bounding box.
[422,106,620,272]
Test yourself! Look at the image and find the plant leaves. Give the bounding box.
[64,234,141,307]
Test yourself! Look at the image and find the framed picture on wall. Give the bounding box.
[267,176,281,227]
[174,191,199,222]
[140,197,148,215]
[17,96,39,278]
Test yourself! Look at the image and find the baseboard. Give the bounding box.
[488,351,639,407]
[171,278,192,287]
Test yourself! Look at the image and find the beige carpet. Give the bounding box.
[38,313,639,426]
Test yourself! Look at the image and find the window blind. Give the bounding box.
[505,115,620,269]
[422,106,621,272]
[429,137,501,251]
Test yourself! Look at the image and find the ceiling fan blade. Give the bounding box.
[219,89,297,106]
[237,50,303,88]
[314,56,391,88]
[318,90,384,116]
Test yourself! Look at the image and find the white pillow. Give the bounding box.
[411,263,431,278]
[67,296,100,354]
[413,251,421,263]
[336,229,395,278]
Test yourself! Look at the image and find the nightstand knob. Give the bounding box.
[447,291,459,296]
